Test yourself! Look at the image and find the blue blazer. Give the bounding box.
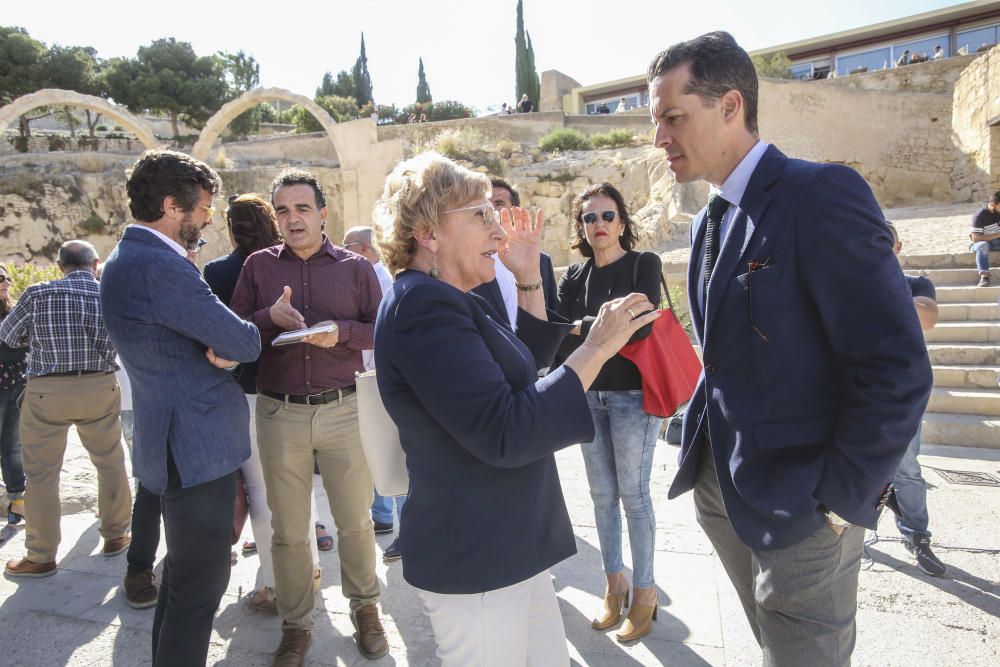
[470,252,558,326]
[374,269,592,594]
[672,146,932,549]
[100,227,262,494]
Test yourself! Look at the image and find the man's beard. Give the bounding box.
[178,212,203,247]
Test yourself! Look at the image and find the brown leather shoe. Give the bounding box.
[5,557,56,578]
[351,604,389,659]
[272,628,311,667]
[592,589,629,630]
[103,534,131,557]
[123,569,158,609]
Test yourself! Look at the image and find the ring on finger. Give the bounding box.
[626,308,636,318]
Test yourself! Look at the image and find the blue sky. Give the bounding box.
[5,0,961,112]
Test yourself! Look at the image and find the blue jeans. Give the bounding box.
[892,424,930,542]
[581,390,663,589]
[372,491,407,526]
[0,384,25,499]
[971,238,1000,272]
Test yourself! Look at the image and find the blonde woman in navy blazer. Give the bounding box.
[373,152,660,666]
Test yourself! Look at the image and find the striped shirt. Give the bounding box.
[0,270,118,378]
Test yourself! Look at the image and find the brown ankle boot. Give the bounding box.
[591,590,629,630]
[616,595,658,643]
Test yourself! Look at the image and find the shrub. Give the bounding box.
[539,128,590,152]
[537,171,577,184]
[95,124,108,131]
[113,125,124,131]
[590,129,635,149]
[494,139,520,158]
[47,135,68,151]
[8,136,29,153]
[79,213,107,234]
[6,263,62,300]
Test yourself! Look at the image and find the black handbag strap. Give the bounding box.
[632,251,675,313]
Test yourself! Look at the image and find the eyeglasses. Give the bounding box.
[582,210,618,225]
[0,275,11,284]
[199,204,217,219]
[188,238,208,254]
[343,242,363,249]
[443,202,500,227]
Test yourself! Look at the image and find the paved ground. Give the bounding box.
[0,429,997,666]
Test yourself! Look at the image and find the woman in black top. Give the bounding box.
[554,183,664,642]
[0,264,27,524]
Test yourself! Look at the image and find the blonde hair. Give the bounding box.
[374,152,490,274]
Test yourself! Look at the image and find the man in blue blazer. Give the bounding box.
[648,33,932,665]
[101,149,261,666]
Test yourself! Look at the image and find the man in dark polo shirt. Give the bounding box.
[970,191,1000,287]
[231,169,386,664]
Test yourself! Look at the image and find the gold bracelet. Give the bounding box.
[515,281,542,291]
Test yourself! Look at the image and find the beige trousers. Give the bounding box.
[256,392,379,629]
[19,372,132,563]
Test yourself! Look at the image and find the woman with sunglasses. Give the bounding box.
[0,265,27,524]
[554,182,664,643]
[203,194,327,613]
[373,153,658,665]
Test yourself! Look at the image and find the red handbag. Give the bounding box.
[619,259,702,418]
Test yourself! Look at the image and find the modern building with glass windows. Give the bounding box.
[557,0,1000,114]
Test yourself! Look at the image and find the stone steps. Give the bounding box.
[920,412,1000,449]
[898,251,1000,270]
[927,343,1000,365]
[932,364,1000,388]
[923,321,1000,343]
[926,387,1000,416]
[934,285,1000,304]
[904,267,999,286]
[936,303,1000,321]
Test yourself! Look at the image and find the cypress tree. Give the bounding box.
[416,57,432,104]
[514,0,540,109]
[352,33,373,107]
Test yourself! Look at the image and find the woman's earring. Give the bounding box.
[429,253,440,279]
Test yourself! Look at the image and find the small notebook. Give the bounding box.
[271,323,338,347]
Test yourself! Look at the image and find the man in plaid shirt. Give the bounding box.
[0,240,132,578]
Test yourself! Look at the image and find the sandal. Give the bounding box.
[245,586,278,615]
[315,523,333,551]
[242,539,257,555]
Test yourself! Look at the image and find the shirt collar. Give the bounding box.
[128,224,187,258]
[276,234,342,261]
[716,140,769,209]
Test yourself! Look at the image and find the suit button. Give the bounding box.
[705,363,717,374]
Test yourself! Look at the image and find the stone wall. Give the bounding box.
[817,54,977,95]
[951,46,1000,203]
[540,70,582,112]
[0,135,146,157]
[218,131,339,166]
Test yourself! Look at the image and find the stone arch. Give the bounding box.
[192,87,341,162]
[0,89,159,149]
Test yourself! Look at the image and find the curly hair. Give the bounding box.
[271,169,327,209]
[126,149,221,223]
[570,183,638,258]
[374,152,490,275]
[226,194,281,257]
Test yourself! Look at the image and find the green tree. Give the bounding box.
[416,57,432,104]
[292,94,359,132]
[222,50,260,137]
[514,1,540,110]
[351,33,373,107]
[0,26,47,137]
[752,51,794,79]
[317,71,335,98]
[42,45,103,138]
[105,38,229,138]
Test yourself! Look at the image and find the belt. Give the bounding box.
[39,370,113,378]
[261,386,356,406]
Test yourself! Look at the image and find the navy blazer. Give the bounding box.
[672,146,932,549]
[470,252,558,326]
[374,270,592,594]
[100,227,261,493]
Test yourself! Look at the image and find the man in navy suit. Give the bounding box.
[648,33,931,665]
[101,149,261,666]
[471,178,558,326]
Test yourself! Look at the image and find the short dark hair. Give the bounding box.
[226,194,281,257]
[489,177,520,207]
[570,183,638,258]
[58,240,98,270]
[646,31,759,135]
[990,191,1000,206]
[126,149,220,223]
[271,169,327,209]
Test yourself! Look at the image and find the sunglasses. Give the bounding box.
[443,202,500,227]
[582,210,618,225]
[0,275,11,284]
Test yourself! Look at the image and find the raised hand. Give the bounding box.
[499,206,544,284]
[269,286,306,330]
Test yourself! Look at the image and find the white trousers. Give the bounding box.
[416,569,570,667]
[242,395,320,588]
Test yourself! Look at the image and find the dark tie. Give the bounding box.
[702,194,731,299]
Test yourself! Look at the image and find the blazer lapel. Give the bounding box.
[687,211,708,345]
[703,146,785,337]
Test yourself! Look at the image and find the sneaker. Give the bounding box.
[382,537,402,563]
[123,570,158,609]
[5,557,56,578]
[372,521,393,535]
[351,604,389,659]
[103,534,131,557]
[907,536,947,577]
[978,273,990,287]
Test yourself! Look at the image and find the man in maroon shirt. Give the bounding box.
[230,169,386,664]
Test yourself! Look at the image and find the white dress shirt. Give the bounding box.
[491,253,519,330]
[363,261,395,371]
